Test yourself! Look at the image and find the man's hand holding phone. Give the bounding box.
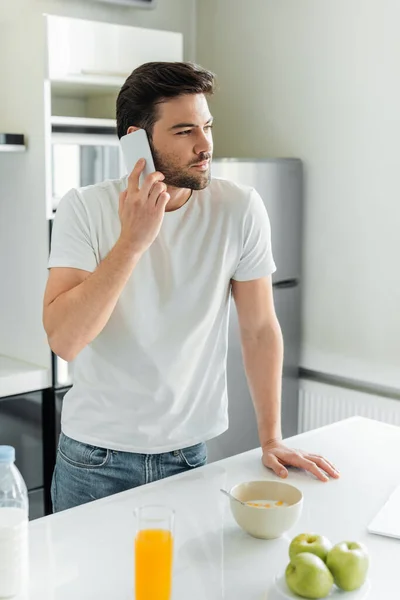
[118,158,170,256]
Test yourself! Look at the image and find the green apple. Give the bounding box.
[285,553,334,599]
[289,533,333,563]
[326,541,369,591]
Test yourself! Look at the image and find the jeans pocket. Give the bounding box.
[178,442,207,468]
[58,433,110,469]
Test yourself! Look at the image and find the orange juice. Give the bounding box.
[135,529,173,600]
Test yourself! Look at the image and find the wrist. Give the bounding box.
[261,435,283,450]
[116,236,144,260]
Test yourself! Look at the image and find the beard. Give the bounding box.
[150,144,212,190]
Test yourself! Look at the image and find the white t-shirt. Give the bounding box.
[48,176,276,453]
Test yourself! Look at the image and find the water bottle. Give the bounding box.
[0,446,29,598]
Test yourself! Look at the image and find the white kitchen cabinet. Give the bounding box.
[46,15,183,85]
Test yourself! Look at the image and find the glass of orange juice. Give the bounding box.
[134,505,175,600]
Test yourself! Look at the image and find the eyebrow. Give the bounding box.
[169,117,213,131]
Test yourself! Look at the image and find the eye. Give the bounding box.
[205,125,214,131]
[176,129,192,136]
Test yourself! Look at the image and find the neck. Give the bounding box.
[164,186,192,212]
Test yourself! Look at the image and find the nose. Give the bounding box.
[194,129,213,156]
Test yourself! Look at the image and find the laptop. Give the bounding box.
[367,484,400,539]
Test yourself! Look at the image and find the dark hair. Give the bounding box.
[116,61,216,139]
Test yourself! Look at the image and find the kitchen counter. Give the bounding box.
[23,417,400,599]
[0,355,51,398]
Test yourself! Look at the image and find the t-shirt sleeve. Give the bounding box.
[232,188,276,281]
[48,188,98,272]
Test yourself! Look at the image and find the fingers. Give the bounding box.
[127,158,146,191]
[141,170,165,197]
[278,450,330,482]
[148,181,167,205]
[157,191,171,209]
[263,444,340,483]
[263,453,288,479]
[308,454,340,479]
[309,454,338,472]
[300,458,330,482]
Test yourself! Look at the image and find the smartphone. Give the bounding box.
[120,129,156,185]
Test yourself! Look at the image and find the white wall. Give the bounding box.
[197,0,400,389]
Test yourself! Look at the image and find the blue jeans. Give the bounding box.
[51,432,208,513]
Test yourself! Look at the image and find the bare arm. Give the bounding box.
[231,276,284,447]
[232,276,340,482]
[43,243,141,361]
[43,159,170,361]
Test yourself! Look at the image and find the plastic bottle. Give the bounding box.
[0,445,29,598]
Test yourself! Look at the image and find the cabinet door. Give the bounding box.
[29,489,45,521]
[116,25,183,76]
[47,15,183,82]
[0,392,43,491]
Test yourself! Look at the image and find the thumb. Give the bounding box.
[263,453,288,479]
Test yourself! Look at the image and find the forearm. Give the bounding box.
[46,240,142,361]
[241,319,284,448]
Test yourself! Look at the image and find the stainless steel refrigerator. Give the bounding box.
[207,158,303,463]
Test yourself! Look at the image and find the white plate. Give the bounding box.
[266,573,371,599]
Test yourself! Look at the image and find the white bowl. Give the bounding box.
[229,480,303,540]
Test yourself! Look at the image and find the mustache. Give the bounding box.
[190,153,212,166]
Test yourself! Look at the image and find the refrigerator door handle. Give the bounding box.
[272,278,299,289]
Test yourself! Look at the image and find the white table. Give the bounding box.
[24,417,400,599]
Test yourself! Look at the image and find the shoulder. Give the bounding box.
[208,176,253,200]
[73,176,125,216]
[205,177,258,211]
[57,177,125,220]
[205,177,266,221]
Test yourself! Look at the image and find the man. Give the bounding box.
[43,62,339,512]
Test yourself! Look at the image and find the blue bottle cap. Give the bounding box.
[0,446,15,463]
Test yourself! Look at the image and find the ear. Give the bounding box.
[127,125,140,135]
